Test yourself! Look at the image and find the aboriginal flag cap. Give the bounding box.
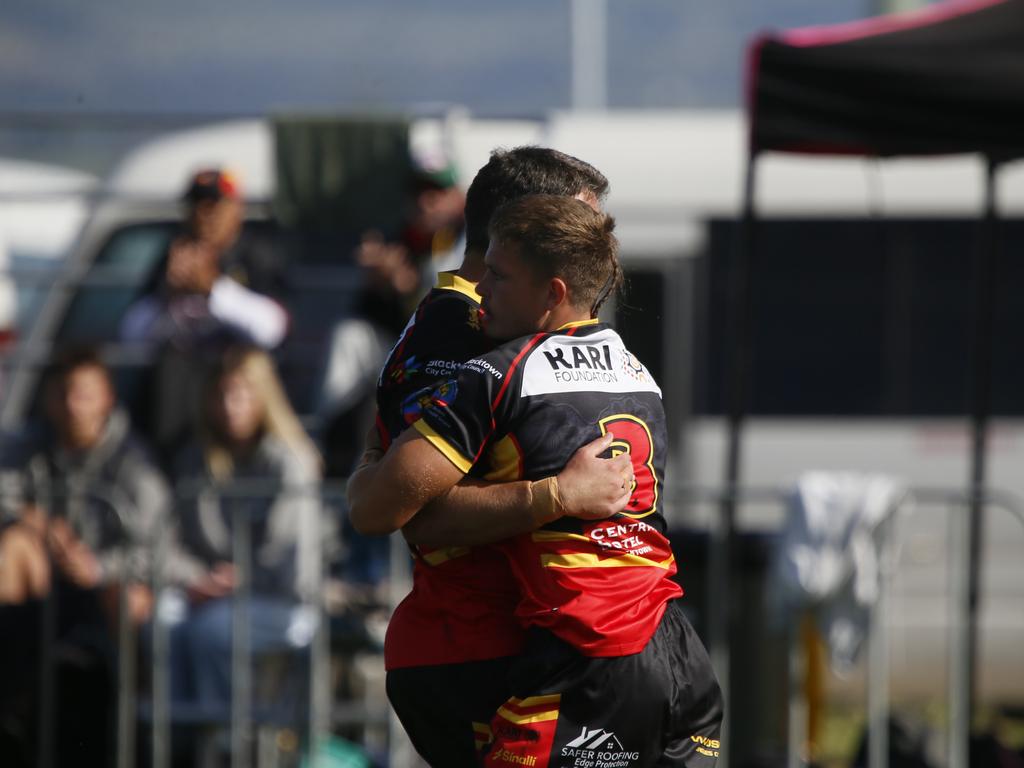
[183,168,241,203]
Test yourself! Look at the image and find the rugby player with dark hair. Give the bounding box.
[350,195,723,767]
[359,148,633,766]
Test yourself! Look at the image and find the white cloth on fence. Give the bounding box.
[774,471,906,671]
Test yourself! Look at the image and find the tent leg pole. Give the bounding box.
[955,156,999,766]
[712,150,758,768]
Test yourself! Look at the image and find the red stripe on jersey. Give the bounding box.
[501,519,682,656]
[509,432,524,479]
[389,300,427,371]
[470,332,546,467]
[375,411,391,451]
[499,695,562,719]
[485,713,558,768]
[491,332,546,412]
[385,545,524,669]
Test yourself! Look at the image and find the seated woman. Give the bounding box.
[0,347,168,767]
[160,345,321,715]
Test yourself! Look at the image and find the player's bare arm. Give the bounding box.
[349,426,633,542]
[347,427,465,536]
[401,433,634,548]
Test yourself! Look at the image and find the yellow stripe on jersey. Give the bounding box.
[496,694,563,724]
[540,552,676,570]
[530,530,592,544]
[495,706,560,724]
[412,419,473,473]
[435,270,481,302]
[556,318,599,331]
[483,434,524,482]
[420,546,471,566]
[508,694,562,707]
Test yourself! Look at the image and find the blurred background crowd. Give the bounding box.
[2,2,1024,768]
[0,152,465,767]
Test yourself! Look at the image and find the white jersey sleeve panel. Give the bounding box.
[519,328,662,398]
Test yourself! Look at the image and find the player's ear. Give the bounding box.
[547,277,568,310]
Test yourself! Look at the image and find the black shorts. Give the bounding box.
[481,600,723,768]
[386,655,516,767]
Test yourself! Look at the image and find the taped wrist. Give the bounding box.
[528,476,564,525]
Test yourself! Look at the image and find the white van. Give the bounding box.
[0,158,97,342]
[0,114,552,431]
[4,111,1023,712]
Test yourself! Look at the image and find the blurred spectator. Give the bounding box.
[120,169,289,466]
[318,154,464,479]
[121,169,288,350]
[158,345,321,715]
[0,346,169,768]
[403,154,466,278]
[0,345,166,615]
[312,156,464,607]
[354,155,466,335]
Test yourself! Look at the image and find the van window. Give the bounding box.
[697,218,1024,417]
[57,220,282,343]
[58,223,176,343]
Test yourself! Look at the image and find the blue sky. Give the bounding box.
[2,0,869,114]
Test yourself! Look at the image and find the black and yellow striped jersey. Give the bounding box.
[413,319,683,657]
[375,271,525,670]
[377,270,491,446]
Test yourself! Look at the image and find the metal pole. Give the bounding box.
[873,0,926,14]
[116,546,137,768]
[712,149,758,767]
[956,156,999,766]
[37,530,56,768]
[388,531,415,767]
[231,499,252,768]
[309,489,329,762]
[786,620,806,768]
[948,497,971,768]
[570,0,608,110]
[152,513,170,768]
[868,511,894,768]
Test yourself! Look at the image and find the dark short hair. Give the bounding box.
[464,147,608,256]
[45,345,113,394]
[488,195,622,314]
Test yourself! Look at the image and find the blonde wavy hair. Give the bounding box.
[202,346,320,482]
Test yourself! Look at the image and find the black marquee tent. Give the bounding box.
[723,0,1024,761]
[750,0,1024,159]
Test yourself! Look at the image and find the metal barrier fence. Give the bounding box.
[675,484,1024,768]
[0,478,404,768]
[3,475,1023,767]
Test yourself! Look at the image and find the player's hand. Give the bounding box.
[355,232,418,296]
[100,583,155,626]
[48,519,102,589]
[556,433,634,520]
[187,561,237,603]
[166,237,219,295]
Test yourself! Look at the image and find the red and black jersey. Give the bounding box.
[375,271,525,670]
[413,319,683,657]
[377,271,491,445]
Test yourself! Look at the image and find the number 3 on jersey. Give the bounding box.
[599,414,659,518]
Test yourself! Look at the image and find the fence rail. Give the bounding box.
[2,477,1022,767]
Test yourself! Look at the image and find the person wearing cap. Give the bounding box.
[317,153,466,478]
[121,168,288,350]
[120,169,290,464]
[181,169,287,299]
